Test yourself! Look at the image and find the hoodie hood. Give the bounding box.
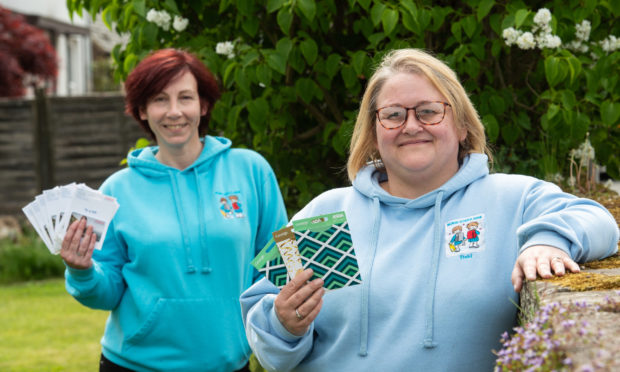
[127,136,232,176]
[126,136,232,274]
[351,153,489,353]
[352,153,489,207]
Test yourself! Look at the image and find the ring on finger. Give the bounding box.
[295,308,304,320]
[551,256,563,263]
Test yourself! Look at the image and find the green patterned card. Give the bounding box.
[251,211,362,290]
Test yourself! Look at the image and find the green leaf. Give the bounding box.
[163,0,179,14]
[381,8,398,35]
[341,65,358,89]
[266,52,286,75]
[277,7,293,34]
[514,9,529,28]
[547,104,560,120]
[300,38,318,65]
[325,54,341,78]
[482,114,499,142]
[357,0,371,11]
[451,22,462,42]
[601,101,620,127]
[351,51,366,75]
[226,105,243,133]
[123,54,139,74]
[501,123,520,145]
[477,0,494,21]
[267,0,286,13]
[295,78,318,103]
[297,0,316,22]
[276,37,293,59]
[256,64,272,86]
[560,90,577,109]
[544,56,560,87]
[462,15,477,38]
[242,16,259,37]
[370,2,385,26]
[247,98,269,131]
[223,61,238,87]
[132,0,146,17]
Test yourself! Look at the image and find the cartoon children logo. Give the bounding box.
[219,197,233,219]
[216,193,245,219]
[466,221,480,248]
[444,214,485,257]
[228,195,244,218]
[449,225,465,252]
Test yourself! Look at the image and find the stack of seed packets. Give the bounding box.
[22,183,119,254]
[251,211,362,290]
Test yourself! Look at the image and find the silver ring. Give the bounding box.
[551,256,563,263]
[295,308,303,320]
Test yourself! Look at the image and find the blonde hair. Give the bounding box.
[347,49,491,182]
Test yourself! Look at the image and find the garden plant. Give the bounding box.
[67,0,620,213]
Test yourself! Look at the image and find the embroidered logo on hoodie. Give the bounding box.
[216,192,245,219]
[445,214,485,258]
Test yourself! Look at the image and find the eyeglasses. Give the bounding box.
[375,101,451,129]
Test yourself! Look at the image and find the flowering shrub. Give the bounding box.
[0,6,57,97]
[495,295,619,371]
[68,0,620,212]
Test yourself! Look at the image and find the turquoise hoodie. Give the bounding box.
[65,136,287,371]
[240,154,618,372]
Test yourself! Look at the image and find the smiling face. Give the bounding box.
[139,70,206,157]
[375,72,466,198]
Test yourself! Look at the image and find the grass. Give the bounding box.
[0,279,108,371]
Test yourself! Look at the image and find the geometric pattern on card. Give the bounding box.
[258,255,290,288]
[295,222,362,290]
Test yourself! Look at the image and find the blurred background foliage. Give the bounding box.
[68,0,620,214]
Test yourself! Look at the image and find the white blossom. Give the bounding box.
[516,32,536,50]
[146,9,171,31]
[537,33,562,49]
[173,16,189,32]
[571,138,595,165]
[215,41,235,59]
[600,35,620,53]
[551,173,565,183]
[534,8,552,27]
[575,20,591,42]
[502,27,522,46]
[566,40,589,53]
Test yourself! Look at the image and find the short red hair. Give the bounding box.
[124,48,220,139]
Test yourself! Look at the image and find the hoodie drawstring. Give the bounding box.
[194,168,212,274]
[169,170,196,273]
[359,196,381,356]
[423,190,444,348]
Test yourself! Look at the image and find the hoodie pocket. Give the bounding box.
[123,297,250,369]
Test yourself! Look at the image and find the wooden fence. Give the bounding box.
[0,90,145,217]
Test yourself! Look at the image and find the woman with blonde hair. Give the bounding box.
[240,48,618,371]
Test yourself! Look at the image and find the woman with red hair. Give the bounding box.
[60,49,287,371]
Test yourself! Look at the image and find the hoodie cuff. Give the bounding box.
[519,230,572,256]
[65,264,95,281]
[269,304,309,343]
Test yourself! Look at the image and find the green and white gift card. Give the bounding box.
[251,211,362,290]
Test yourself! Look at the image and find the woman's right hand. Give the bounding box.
[59,217,97,270]
[274,269,325,336]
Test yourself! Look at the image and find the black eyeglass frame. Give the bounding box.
[375,101,452,129]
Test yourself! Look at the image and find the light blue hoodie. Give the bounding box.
[65,136,287,371]
[240,154,618,372]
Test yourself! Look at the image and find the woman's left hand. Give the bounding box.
[511,245,580,292]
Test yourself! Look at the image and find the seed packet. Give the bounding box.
[252,211,362,290]
[22,183,118,254]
